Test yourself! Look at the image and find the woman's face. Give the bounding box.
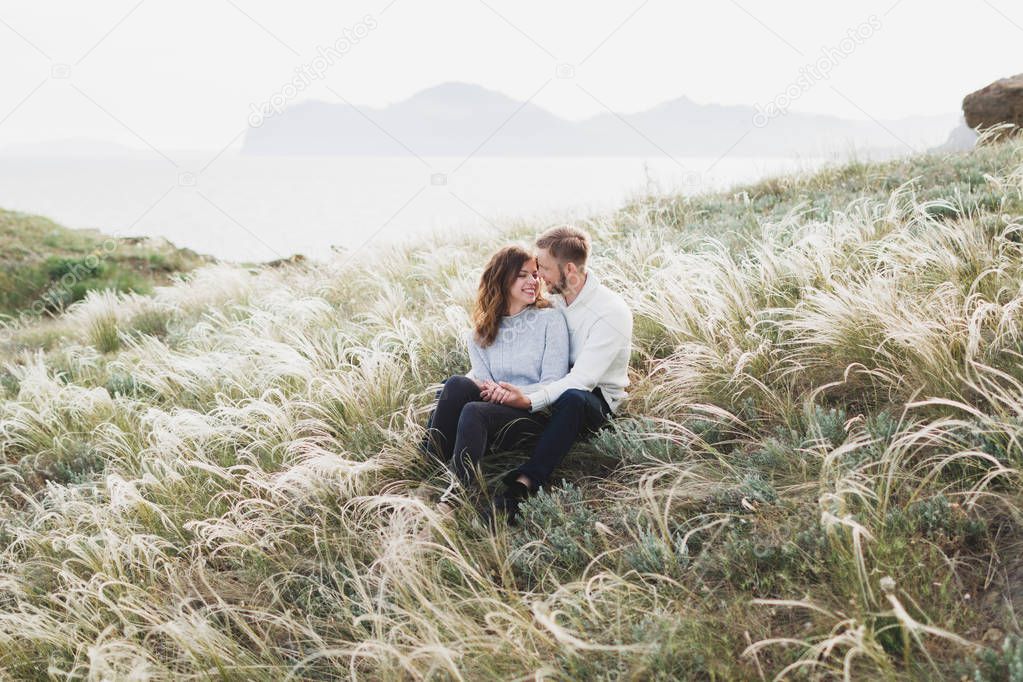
[507,258,540,311]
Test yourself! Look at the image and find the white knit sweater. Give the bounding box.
[524,272,633,414]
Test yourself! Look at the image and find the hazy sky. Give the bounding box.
[0,0,1016,151]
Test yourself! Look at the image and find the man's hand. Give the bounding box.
[493,382,531,410]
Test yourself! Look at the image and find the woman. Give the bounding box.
[422,245,569,497]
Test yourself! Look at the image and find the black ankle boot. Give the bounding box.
[488,480,531,528]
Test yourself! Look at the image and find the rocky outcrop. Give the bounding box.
[963,73,1023,134]
[265,253,307,268]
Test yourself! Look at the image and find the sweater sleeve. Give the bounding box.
[518,311,570,394]
[524,305,632,412]
[465,331,494,383]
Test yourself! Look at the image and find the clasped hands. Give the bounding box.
[478,380,531,410]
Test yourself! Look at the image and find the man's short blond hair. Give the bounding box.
[535,225,590,268]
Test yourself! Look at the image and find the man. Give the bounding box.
[478,225,633,523]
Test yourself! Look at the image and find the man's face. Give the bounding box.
[536,248,567,294]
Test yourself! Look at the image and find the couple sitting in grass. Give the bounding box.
[421,225,633,525]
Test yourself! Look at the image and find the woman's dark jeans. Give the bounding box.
[421,375,611,488]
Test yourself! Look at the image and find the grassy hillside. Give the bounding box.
[2,141,1023,679]
[0,208,210,321]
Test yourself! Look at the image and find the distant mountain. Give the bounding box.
[930,117,978,153]
[242,82,960,157]
[245,82,586,156]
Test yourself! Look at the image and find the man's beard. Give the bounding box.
[546,266,568,294]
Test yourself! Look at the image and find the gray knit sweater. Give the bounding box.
[465,306,569,393]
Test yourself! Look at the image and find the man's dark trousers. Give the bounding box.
[506,386,610,488]
[422,375,611,488]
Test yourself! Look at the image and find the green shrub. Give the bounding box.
[558,614,734,680]
[105,371,145,398]
[26,260,153,313]
[511,483,598,580]
[589,417,688,464]
[44,256,105,280]
[19,439,105,487]
[967,418,1022,466]
[808,404,847,447]
[146,252,170,270]
[834,410,901,470]
[747,404,848,472]
[694,515,828,593]
[686,414,731,448]
[748,436,790,469]
[884,494,987,546]
[623,527,671,574]
[708,472,778,512]
[972,634,1023,682]
[865,410,900,444]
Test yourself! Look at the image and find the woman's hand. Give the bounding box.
[489,384,511,404]
[480,380,511,403]
[479,380,498,400]
[481,382,529,409]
